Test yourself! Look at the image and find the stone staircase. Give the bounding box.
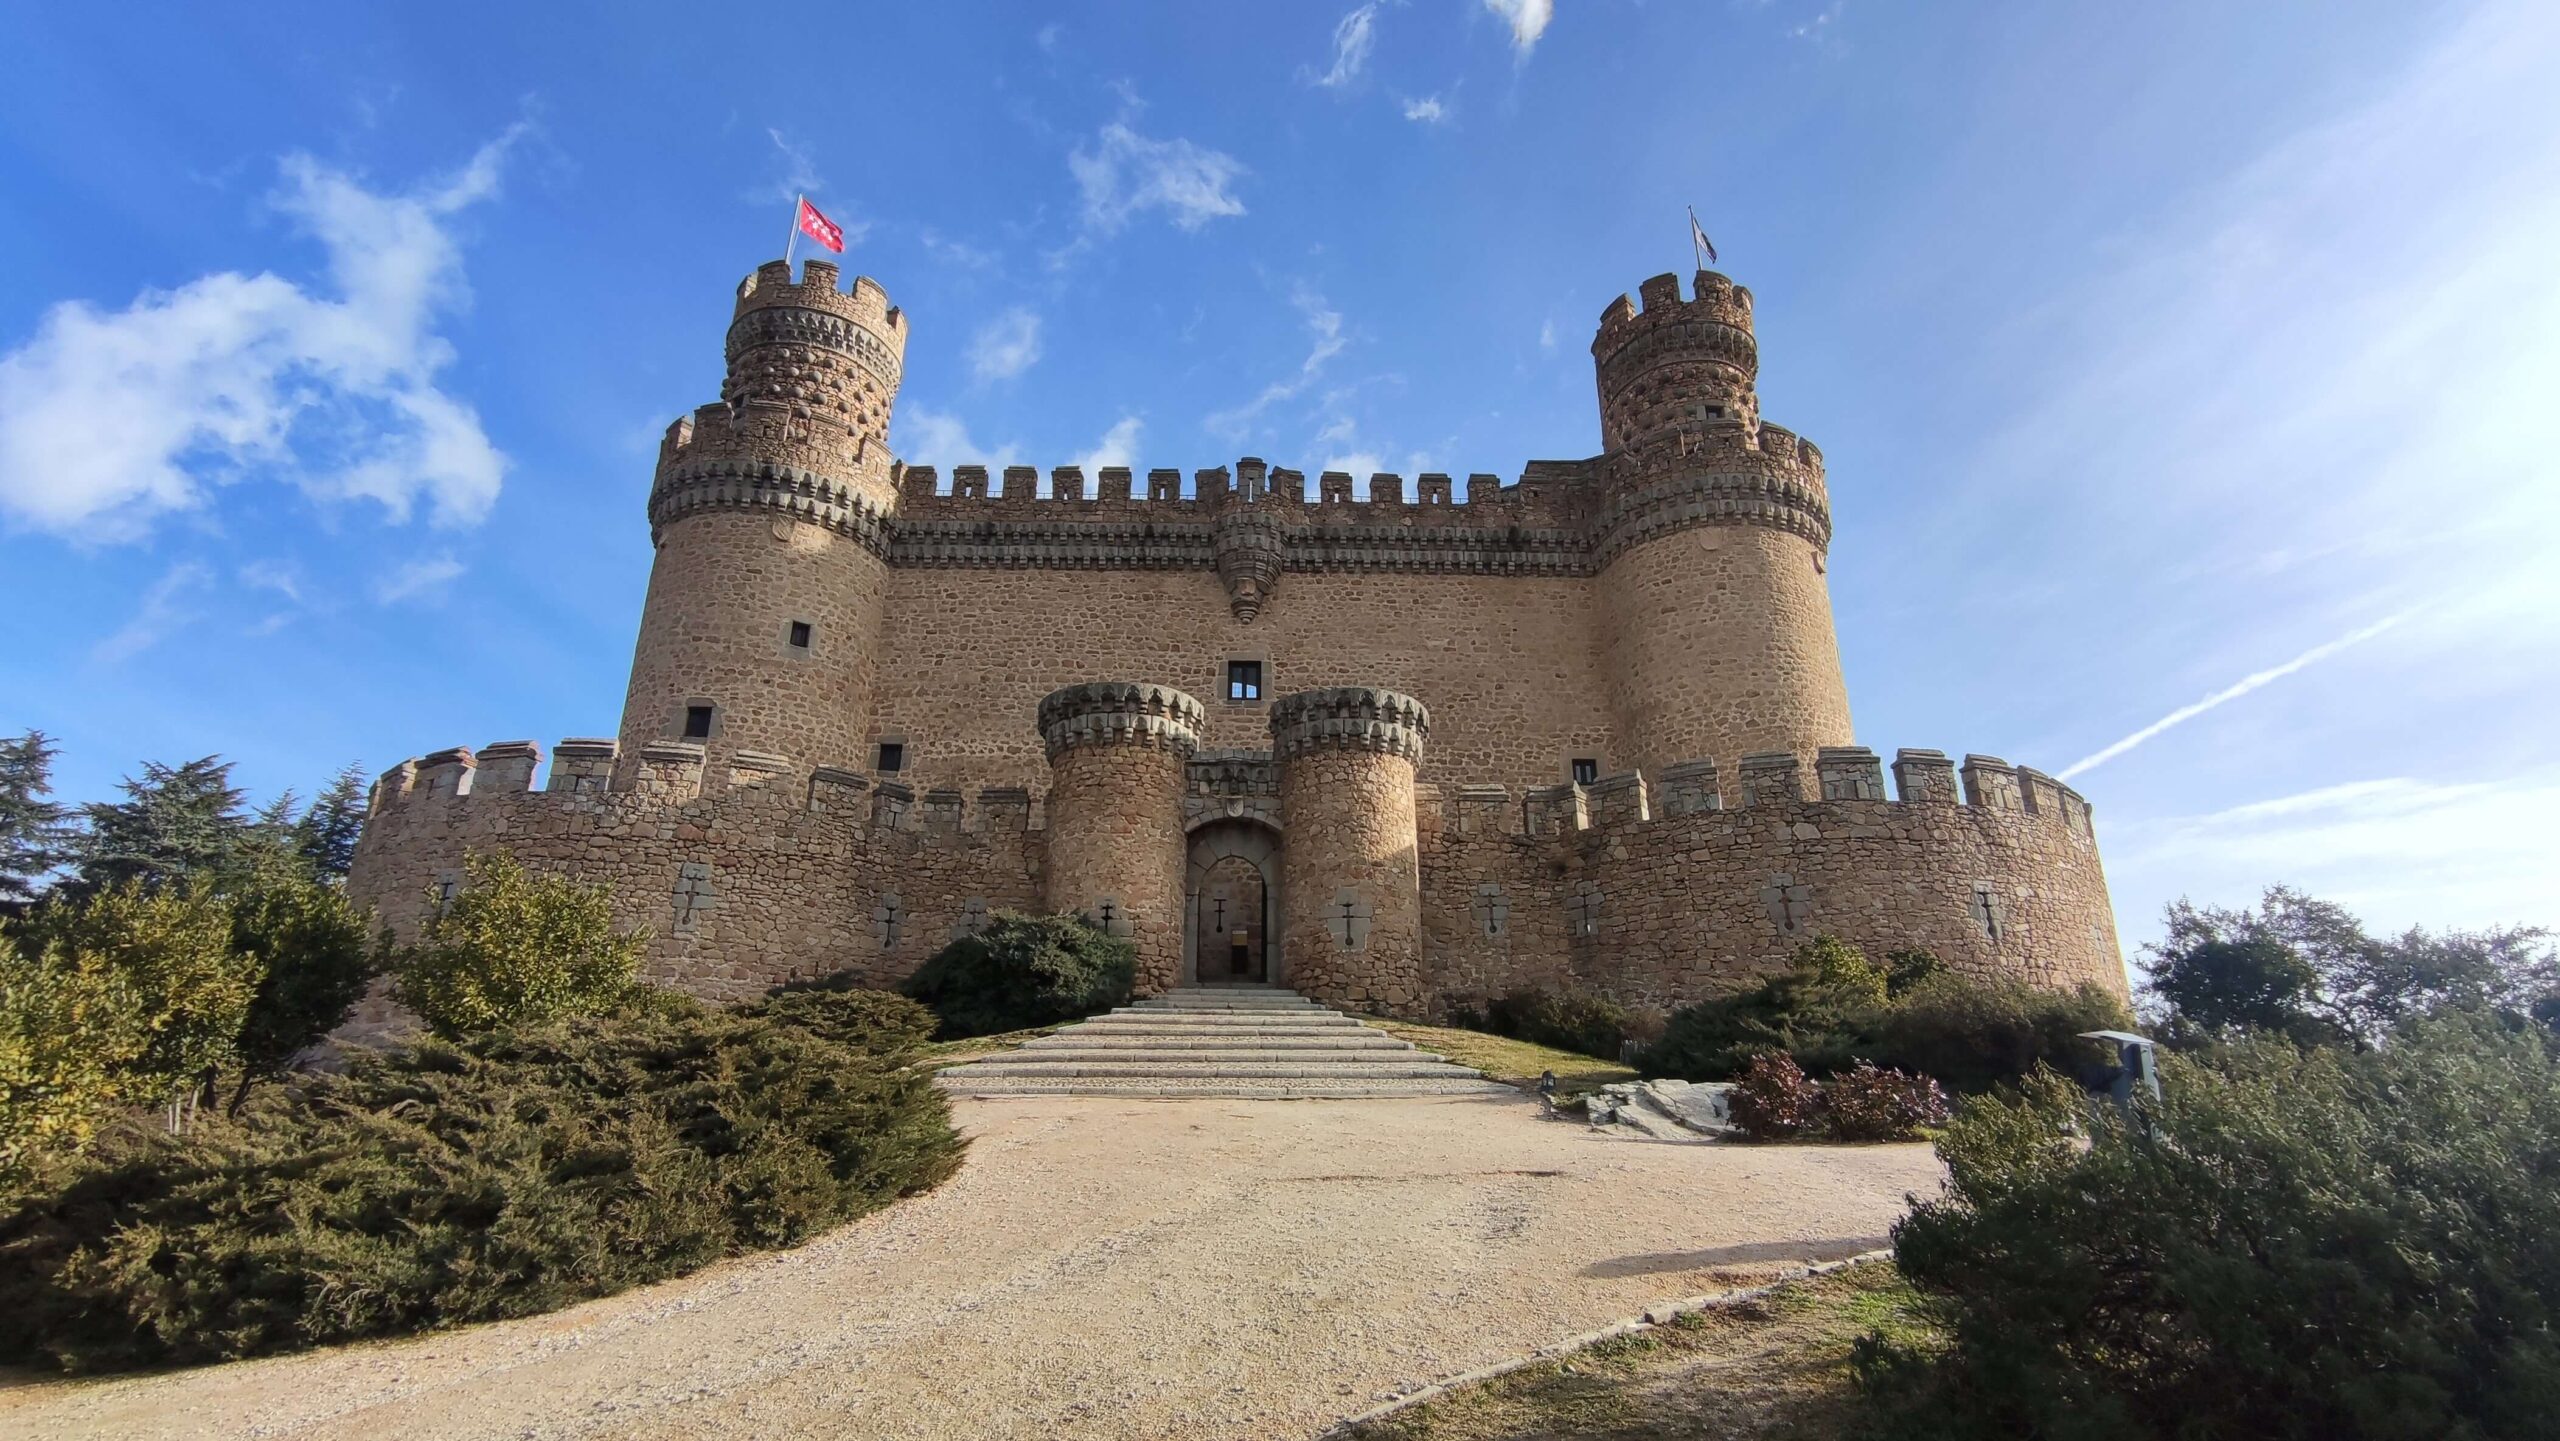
[934,987,1511,1099]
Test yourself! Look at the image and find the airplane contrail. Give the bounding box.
[2059,612,2411,781]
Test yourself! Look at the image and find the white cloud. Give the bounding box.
[1481,0,1553,56]
[374,553,465,604]
[1789,1,1845,47]
[895,405,1024,473]
[1537,318,1557,349]
[966,308,1044,382]
[1312,4,1381,89]
[238,559,301,603]
[91,562,211,665]
[763,127,823,204]
[1069,122,1247,233]
[1323,450,1385,480]
[1402,94,1450,124]
[2061,612,2411,780]
[1204,286,1348,441]
[0,134,518,543]
[1072,415,1145,473]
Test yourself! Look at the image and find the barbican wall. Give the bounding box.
[343,730,2124,1040]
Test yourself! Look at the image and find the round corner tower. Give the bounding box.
[1271,688,1429,1017]
[616,258,911,780]
[1589,269,1851,783]
[1038,682,1205,994]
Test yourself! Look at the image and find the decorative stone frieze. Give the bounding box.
[1267,687,1430,765]
[1036,682,1207,761]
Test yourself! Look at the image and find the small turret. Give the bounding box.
[1592,269,1760,461]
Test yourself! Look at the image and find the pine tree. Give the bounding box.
[0,730,69,902]
[292,763,369,882]
[69,756,248,896]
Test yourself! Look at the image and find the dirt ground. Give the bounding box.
[0,1094,1940,1441]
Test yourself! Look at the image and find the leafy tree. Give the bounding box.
[0,942,149,1191]
[291,763,368,881]
[68,756,248,896]
[391,850,645,1034]
[2147,887,2556,1045]
[224,863,385,1109]
[31,885,262,1117]
[896,911,1136,1038]
[2149,936,2335,1042]
[0,730,70,903]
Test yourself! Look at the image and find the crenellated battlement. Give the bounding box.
[892,457,1569,513]
[732,258,908,344]
[1429,745,2097,842]
[363,735,1043,836]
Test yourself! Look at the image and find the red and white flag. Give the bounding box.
[796,196,846,253]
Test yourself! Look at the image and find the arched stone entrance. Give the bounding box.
[1183,820,1282,987]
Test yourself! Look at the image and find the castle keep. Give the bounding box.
[345,257,2127,1017]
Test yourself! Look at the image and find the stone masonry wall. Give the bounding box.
[1419,748,2127,1014]
[1598,522,1852,780]
[871,565,1613,797]
[616,511,891,785]
[343,740,1042,1012]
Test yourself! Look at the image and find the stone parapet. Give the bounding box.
[1268,687,1431,765]
[1035,682,1207,761]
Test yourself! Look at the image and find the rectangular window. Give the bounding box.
[1227,659,1263,702]
[1570,757,1600,786]
[787,620,812,650]
[683,704,714,739]
[876,742,905,773]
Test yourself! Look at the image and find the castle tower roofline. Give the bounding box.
[734,258,908,345]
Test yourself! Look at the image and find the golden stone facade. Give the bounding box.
[343,257,2128,1022]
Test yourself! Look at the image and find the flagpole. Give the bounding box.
[784,192,802,269]
[1688,206,1703,271]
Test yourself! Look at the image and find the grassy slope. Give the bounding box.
[1341,1262,1933,1441]
[921,1025,1058,1064]
[1363,1019,1639,1096]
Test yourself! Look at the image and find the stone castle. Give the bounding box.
[344,257,2126,1018]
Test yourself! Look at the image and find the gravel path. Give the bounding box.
[0,1095,1940,1441]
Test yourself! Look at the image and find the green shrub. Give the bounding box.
[897,911,1135,1039]
[1861,974,2129,1094]
[1861,1016,2560,1440]
[1479,987,1635,1060]
[0,989,964,1372]
[1823,1061,1950,1142]
[392,850,646,1035]
[1640,936,2132,1093]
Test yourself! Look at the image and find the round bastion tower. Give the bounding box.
[616,259,908,782]
[1590,271,1852,783]
[1038,682,1206,995]
[1272,688,1430,1015]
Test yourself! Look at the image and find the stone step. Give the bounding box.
[1127,998,1327,1012]
[934,992,1497,1100]
[937,1075,1508,1100]
[1016,1034,1413,1052]
[1000,1047,1426,1065]
[941,1060,1483,1080]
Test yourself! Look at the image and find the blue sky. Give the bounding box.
[3,0,2555,958]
